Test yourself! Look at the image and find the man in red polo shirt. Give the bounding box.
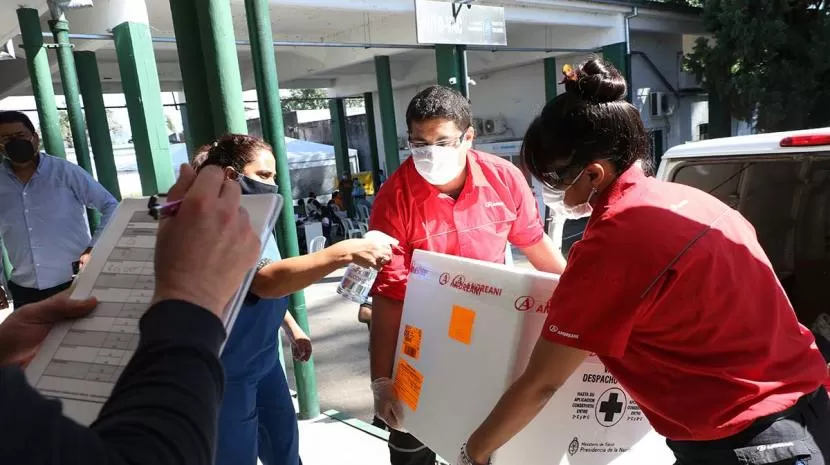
[368,85,567,465]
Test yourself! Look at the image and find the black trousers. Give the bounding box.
[373,419,436,465]
[7,280,72,309]
[667,387,830,465]
[388,430,436,465]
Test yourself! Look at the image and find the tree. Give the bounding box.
[282,88,365,112]
[685,0,830,133]
[58,110,73,148]
[105,109,124,139]
[283,88,328,111]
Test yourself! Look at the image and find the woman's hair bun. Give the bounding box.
[563,57,627,103]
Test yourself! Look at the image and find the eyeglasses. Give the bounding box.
[527,152,583,190]
[407,134,465,150]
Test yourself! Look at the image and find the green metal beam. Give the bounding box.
[363,92,382,192]
[601,42,630,101]
[168,0,216,149]
[544,57,559,102]
[197,0,248,135]
[112,21,175,195]
[16,8,64,158]
[374,56,400,174]
[435,44,468,98]
[49,19,98,232]
[329,98,350,179]
[49,19,93,175]
[75,51,121,200]
[245,0,319,420]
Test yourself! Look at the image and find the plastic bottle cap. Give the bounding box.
[364,230,400,247]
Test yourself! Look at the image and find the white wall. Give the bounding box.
[387,61,549,145]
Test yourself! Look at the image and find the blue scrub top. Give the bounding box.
[221,235,289,379]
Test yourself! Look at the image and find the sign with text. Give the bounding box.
[415,0,507,46]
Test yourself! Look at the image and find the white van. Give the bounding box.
[658,129,830,346]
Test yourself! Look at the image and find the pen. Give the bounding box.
[148,198,183,220]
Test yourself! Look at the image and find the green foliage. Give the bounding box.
[685,0,830,132]
[282,88,364,112]
[283,88,328,111]
[58,110,73,147]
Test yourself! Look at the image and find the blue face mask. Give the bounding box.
[238,175,278,196]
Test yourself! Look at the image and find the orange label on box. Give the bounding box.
[402,325,422,360]
[449,305,476,345]
[394,359,424,412]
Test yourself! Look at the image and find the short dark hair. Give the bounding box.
[196,134,273,173]
[0,111,37,134]
[405,85,472,133]
[522,57,649,188]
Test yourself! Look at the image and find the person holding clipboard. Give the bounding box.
[192,135,395,465]
[0,164,264,463]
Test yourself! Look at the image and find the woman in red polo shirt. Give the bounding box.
[456,58,830,465]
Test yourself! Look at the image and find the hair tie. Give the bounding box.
[560,64,578,84]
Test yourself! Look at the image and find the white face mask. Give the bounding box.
[541,170,597,220]
[411,145,467,186]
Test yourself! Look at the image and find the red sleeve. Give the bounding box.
[368,185,410,302]
[505,166,545,248]
[541,221,644,357]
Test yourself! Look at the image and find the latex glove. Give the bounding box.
[371,377,406,431]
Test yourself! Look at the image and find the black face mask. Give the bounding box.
[238,175,278,196]
[3,138,36,164]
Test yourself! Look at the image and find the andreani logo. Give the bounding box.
[449,274,503,297]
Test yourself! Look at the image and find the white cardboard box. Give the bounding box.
[393,250,674,465]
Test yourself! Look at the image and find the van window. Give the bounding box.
[669,157,830,329]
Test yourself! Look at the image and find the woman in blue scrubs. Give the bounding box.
[194,134,393,465]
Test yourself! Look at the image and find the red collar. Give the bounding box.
[588,162,647,221]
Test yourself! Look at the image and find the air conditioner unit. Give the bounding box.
[473,118,485,136]
[481,118,508,136]
[649,92,673,117]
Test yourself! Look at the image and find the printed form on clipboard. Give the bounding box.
[24,194,283,426]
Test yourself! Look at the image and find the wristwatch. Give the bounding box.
[459,443,492,465]
[256,258,274,272]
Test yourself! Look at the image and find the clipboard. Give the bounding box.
[24,193,283,426]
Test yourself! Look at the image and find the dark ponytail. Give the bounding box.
[523,57,649,188]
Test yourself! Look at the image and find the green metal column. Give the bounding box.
[544,57,559,102]
[197,0,248,135]
[374,56,400,174]
[113,21,175,195]
[329,98,350,179]
[364,92,382,192]
[75,51,121,200]
[245,0,319,419]
[435,44,468,98]
[169,0,216,148]
[17,8,64,158]
[49,19,93,176]
[602,42,630,100]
